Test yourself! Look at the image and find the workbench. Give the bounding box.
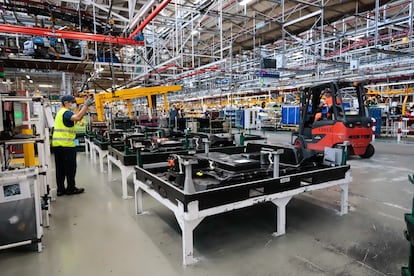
[133,164,351,265]
[106,142,246,199]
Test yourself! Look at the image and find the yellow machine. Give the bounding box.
[366,81,414,115]
[93,85,182,121]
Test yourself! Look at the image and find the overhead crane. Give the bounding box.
[93,85,182,121]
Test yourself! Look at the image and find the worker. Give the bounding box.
[52,94,94,196]
[169,104,181,129]
[115,109,124,117]
[48,36,60,59]
[315,88,333,121]
[257,101,267,130]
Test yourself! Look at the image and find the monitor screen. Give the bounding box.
[261,58,277,69]
[13,102,23,127]
[3,183,21,197]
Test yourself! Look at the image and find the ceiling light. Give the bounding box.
[26,75,30,79]
[347,34,364,41]
[29,79,34,84]
[38,84,53,88]
[239,0,253,5]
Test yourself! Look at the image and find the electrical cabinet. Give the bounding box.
[244,108,258,129]
[0,168,42,251]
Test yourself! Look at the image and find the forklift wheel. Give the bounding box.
[360,144,375,159]
[294,136,306,149]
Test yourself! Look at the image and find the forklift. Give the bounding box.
[292,81,375,158]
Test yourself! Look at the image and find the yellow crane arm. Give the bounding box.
[94,85,181,121]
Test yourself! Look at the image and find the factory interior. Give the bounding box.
[1,0,414,275]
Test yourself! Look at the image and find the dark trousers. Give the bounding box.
[54,147,77,193]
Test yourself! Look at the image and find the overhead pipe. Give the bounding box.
[0,24,143,45]
[128,0,172,40]
[147,63,176,77]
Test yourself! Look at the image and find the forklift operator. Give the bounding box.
[315,88,333,121]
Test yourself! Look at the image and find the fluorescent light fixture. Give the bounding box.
[38,84,53,88]
[26,75,30,79]
[239,0,253,5]
[347,34,364,41]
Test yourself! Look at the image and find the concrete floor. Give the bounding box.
[0,132,412,276]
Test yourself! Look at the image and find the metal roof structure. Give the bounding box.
[0,0,413,96]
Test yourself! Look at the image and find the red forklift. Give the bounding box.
[293,81,375,158]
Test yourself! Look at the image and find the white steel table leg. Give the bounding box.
[271,196,292,237]
[121,166,134,199]
[107,156,113,181]
[134,175,143,214]
[90,144,94,162]
[91,144,96,162]
[175,201,203,266]
[99,150,103,172]
[108,155,134,199]
[339,182,349,215]
[121,166,128,199]
[84,138,89,155]
[98,150,106,173]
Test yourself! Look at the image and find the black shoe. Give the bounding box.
[66,187,85,195]
[57,191,66,197]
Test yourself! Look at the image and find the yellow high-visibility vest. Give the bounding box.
[52,108,76,147]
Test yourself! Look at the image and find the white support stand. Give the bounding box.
[271,196,292,237]
[84,137,92,157]
[397,121,402,143]
[107,155,135,199]
[339,182,349,216]
[402,118,410,137]
[90,143,98,162]
[175,201,204,265]
[134,171,351,265]
[92,144,108,173]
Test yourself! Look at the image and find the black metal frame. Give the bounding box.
[109,144,246,166]
[135,164,350,211]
